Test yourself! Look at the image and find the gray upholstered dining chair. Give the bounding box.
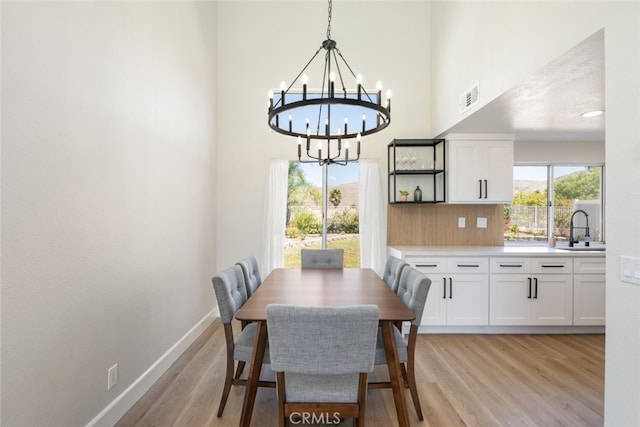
[211,265,273,417]
[266,304,379,427]
[236,255,262,297]
[300,248,344,269]
[382,255,409,293]
[370,265,431,421]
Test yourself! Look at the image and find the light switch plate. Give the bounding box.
[477,217,488,228]
[620,256,640,285]
[458,217,466,228]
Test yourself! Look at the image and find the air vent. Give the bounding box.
[460,83,479,114]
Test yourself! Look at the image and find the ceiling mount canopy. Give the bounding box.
[268,0,391,166]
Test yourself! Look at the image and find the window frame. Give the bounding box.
[509,162,605,244]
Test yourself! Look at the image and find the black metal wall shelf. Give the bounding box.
[388,138,446,204]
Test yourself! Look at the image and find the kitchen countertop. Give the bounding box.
[389,245,606,257]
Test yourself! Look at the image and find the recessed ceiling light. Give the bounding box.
[581,110,604,118]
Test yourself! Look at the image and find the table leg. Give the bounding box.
[381,321,410,427]
[239,320,268,427]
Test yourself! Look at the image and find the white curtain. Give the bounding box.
[359,159,387,276]
[261,159,289,275]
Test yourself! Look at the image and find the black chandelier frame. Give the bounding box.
[268,6,391,166]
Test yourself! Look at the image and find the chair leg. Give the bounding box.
[406,362,423,420]
[218,323,235,417]
[217,358,234,417]
[400,363,410,388]
[355,372,367,427]
[277,372,287,427]
[406,326,424,421]
[234,361,246,380]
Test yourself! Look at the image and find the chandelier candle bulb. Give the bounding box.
[280,81,286,105]
[330,72,335,97]
[302,74,308,100]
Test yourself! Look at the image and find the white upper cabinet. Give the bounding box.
[445,134,514,203]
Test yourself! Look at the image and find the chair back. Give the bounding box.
[266,304,379,375]
[382,255,408,293]
[396,265,432,326]
[211,265,248,324]
[236,256,262,297]
[300,248,344,269]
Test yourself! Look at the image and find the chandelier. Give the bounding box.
[268,0,391,166]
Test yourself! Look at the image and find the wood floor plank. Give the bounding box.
[116,321,604,427]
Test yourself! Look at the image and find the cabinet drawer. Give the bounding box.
[491,258,529,273]
[447,257,489,274]
[530,258,573,274]
[407,257,447,274]
[574,257,606,274]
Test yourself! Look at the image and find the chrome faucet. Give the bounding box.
[569,209,590,247]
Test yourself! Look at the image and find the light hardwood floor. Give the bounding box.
[116,320,604,427]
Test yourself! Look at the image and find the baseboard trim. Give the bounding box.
[86,307,219,427]
[416,324,605,334]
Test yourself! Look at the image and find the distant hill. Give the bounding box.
[514,171,586,195]
[514,179,546,194]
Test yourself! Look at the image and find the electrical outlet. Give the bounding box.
[458,217,466,228]
[107,364,118,390]
[477,217,488,228]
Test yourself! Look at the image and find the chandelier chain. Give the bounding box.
[326,0,332,40]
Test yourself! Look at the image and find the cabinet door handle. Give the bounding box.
[478,179,483,199]
[541,264,565,268]
[527,277,532,299]
[443,277,447,299]
[457,264,480,268]
[484,179,488,199]
[416,264,438,268]
[499,264,523,268]
[534,278,538,299]
[449,277,453,299]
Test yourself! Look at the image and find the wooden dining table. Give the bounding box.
[234,268,416,427]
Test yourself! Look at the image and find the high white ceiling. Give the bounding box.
[442,30,605,143]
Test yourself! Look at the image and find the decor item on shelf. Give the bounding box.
[399,190,409,202]
[414,186,422,202]
[268,0,392,248]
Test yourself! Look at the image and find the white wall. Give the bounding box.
[431,2,640,425]
[1,2,217,425]
[215,0,432,269]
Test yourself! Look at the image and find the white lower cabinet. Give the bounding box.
[408,257,489,326]
[573,257,606,326]
[391,248,607,330]
[489,258,573,326]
